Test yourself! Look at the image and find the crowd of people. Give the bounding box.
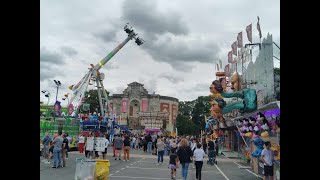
[41,131,219,180]
[104,132,219,180]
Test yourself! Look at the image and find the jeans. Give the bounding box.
[147,142,152,152]
[195,161,203,180]
[181,163,189,180]
[208,150,215,164]
[157,150,164,163]
[53,148,62,167]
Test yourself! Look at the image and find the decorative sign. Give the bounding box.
[121,99,128,112]
[172,104,177,124]
[142,99,148,112]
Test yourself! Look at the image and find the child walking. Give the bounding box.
[168,148,179,180]
[193,143,205,180]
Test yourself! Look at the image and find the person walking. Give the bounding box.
[168,148,179,180]
[207,139,217,165]
[156,138,165,165]
[51,133,63,168]
[114,134,123,160]
[102,134,110,160]
[123,135,131,162]
[78,134,85,154]
[193,143,205,180]
[41,133,51,163]
[177,138,193,180]
[61,133,69,167]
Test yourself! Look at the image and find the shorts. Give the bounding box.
[168,164,177,170]
[115,148,122,150]
[102,148,107,154]
[264,165,274,176]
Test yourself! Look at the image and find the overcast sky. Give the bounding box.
[40,0,280,106]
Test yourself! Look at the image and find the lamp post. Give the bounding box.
[41,90,50,119]
[54,80,61,101]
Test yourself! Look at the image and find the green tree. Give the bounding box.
[191,96,211,134]
[80,89,109,114]
[176,114,197,135]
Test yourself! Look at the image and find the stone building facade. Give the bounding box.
[108,82,179,133]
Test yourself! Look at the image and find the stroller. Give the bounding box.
[207,149,217,165]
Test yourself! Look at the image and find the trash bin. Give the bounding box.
[75,158,97,180]
[95,159,110,180]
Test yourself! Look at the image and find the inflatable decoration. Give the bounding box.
[220,73,257,114]
[205,72,257,135]
[250,137,265,157]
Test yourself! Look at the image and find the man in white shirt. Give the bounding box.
[261,141,276,180]
[193,143,205,180]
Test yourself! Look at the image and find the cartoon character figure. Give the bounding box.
[258,112,270,137]
[209,80,227,128]
[250,137,265,158]
[249,116,261,133]
[54,101,61,117]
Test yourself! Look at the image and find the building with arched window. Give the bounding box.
[109,82,179,134]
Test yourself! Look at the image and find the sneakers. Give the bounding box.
[115,158,117,160]
[119,158,121,161]
[45,161,50,164]
[41,159,47,162]
[123,160,126,162]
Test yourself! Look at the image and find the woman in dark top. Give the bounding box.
[177,138,193,180]
[123,136,131,161]
[207,140,217,165]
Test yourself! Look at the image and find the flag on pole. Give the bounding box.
[246,23,252,43]
[216,63,219,71]
[257,16,262,39]
[231,41,237,56]
[228,51,233,63]
[237,32,243,48]
[219,59,222,69]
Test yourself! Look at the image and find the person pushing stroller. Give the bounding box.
[207,139,217,165]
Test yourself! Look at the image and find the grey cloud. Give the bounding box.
[93,28,118,43]
[159,73,184,84]
[40,47,65,81]
[138,78,157,94]
[102,62,120,70]
[192,83,211,92]
[40,47,65,65]
[60,46,78,56]
[121,0,220,71]
[122,0,189,36]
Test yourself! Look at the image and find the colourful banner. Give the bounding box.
[160,103,170,113]
[109,102,113,115]
[142,99,148,112]
[121,99,128,112]
[172,104,177,125]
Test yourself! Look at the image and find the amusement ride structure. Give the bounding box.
[68,24,144,117]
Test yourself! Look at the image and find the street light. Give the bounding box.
[41,90,50,118]
[54,80,61,101]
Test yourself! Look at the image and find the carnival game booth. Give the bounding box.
[235,101,280,179]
